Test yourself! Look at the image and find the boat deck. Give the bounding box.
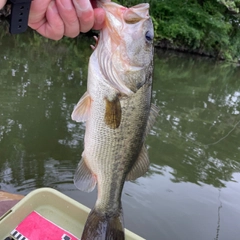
[0,191,24,217]
[0,188,145,240]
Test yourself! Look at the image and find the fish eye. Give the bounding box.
[145,31,153,42]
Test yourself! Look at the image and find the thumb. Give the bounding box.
[0,0,7,9]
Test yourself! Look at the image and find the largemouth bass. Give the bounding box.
[71,2,158,239]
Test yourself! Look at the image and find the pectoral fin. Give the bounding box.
[126,144,150,181]
[104,96,122,129]
[74,157,97,192]
[71,92,91,122]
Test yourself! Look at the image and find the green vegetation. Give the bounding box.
[1,0,240,61]
[119,0,240,62]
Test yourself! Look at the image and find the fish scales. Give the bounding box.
[88,82,152,211]
[71,2,158,239]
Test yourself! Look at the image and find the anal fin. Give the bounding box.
[71,91,91,122]
[126,144,150,181]
[74,157,97,192]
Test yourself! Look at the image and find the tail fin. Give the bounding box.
[81,207,125,240]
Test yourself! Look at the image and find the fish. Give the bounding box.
[71,2,158,239]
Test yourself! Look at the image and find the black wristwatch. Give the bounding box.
[7,0,32,34]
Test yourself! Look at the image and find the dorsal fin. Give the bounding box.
[126,104,159,181]
[145,103,159,137]
[71,92,91,122]
[126,144,149,181]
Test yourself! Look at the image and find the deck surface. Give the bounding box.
[0,191,24,217]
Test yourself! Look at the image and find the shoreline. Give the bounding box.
[154,39,225,61]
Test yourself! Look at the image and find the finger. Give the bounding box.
[0,0,7,9]
[72,0,94,33]
[93,8,105,30]
[28,0,51,29]
[34,1,65,40]
[56,0,80,38]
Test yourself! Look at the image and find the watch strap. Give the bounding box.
[7,0,32,34]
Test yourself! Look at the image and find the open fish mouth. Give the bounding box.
[123,3,150,23]
[99,2,150,22]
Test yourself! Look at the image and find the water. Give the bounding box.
[1,25,240,240]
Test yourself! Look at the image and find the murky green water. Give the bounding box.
[1,24,240,240]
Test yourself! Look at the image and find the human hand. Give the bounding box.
[0,0,7,9]
[28,0,106,40]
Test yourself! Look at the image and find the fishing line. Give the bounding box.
[204,118,240,147]
[214,188,222,240]
[158,107,206,149]
[159,106,240,148]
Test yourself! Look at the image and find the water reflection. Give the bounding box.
[0,25,90,193]
[150,50,240,188]
[0,25,240,239]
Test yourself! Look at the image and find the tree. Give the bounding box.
[119,0,240,61]
[218,0,240,13]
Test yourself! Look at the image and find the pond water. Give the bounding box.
[0,24,240,240]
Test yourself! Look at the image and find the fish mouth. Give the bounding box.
[123,3,150,23]
[99,2,150,24]
[98,2,150,45]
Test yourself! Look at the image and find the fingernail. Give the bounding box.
[73,0,92,11]
[61,0,73,10]
[49,1,58,13]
